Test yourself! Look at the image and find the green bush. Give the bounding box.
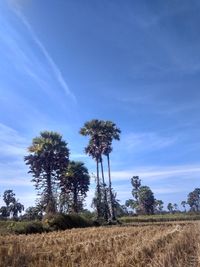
[8,221,44,234]
[43,213,93,231]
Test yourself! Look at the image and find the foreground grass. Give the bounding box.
[120,213,200,223]
[0,222,199,267]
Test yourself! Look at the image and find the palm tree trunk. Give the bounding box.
[100,156,109,221]
[96,158,101,219]
[46,172,56,214]
[73,188,78,213]
[107,154,115,220]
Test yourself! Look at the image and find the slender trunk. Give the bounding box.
[107,154,115,220]
[100,156,109,221]
[46,171,56,214]
[96,158,101,219]
[73,187,78,213]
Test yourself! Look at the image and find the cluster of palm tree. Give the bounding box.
[80,119,121,221]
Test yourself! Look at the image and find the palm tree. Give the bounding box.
[60,161,90,213]
[80,120,103,219]
[80,119,120,221]
[101,121,121,220]
[25,131,69,214]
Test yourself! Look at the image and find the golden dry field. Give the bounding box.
[0,222,200,267]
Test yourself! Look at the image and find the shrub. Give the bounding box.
[43,213,93,231]
[8,221,44,234]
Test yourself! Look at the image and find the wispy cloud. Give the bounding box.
[0,2,76,104]
[119,132,177,153]
[0,123,27,157]
[109,164,200,182]
[14,9,76,102]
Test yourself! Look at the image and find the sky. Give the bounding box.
[0,0,200,211]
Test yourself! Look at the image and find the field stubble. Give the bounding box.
[0,222,199,267]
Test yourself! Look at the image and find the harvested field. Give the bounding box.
[0,222,199,267]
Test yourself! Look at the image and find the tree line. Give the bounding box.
[19,119,120,222]
[0,119,199,220]
[125,176,200,215]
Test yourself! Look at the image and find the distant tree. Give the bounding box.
[0,206,9,218]
[167,203,173,213]
[80,209,95,220]
[3,190,16,208]
[187,188,200,212]
[23,206,43,220]
[131,176,141,214]
[138,186,155,215]
[108,189,128,217]
[181,201,187,212]
[1,190,24,219]
[60,161,90,213]
[25,131,69,214]
[173,203,178,213]
[10,201,24,219]
[125,199,139,212]
[154,200,164,213]
[131,176,141,202]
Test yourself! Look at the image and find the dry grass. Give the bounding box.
[0,222,199,267]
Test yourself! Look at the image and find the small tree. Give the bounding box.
[187,188,200,212]
[138,186,155,215]
[173,203,178,213]
[131,176,141,214]
[125,199,139,213]
[25,131,69,214]
[60,161,90,213]
[3,190,16,208]
[0,190,24,219]
[0,206,9,218]
[154,200,164,214]
[23,206,43,220]
[181,201,187,212]
[167,203,173,213]
[10,201,24,219]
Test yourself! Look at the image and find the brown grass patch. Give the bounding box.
[0,222,199,267]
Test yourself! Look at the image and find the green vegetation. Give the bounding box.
[1,120,200,235]
[0,214,94,235]
[59,161,90,213]
[120,213,200,223]
[24,131,70,214]
[0,190,24,219]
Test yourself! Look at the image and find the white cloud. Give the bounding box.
[120,132,176,152]
[109,164,200,182]
[0,3,76,104]
[14,8,76,102]
[0,123,28,157]
[152,187,186,194]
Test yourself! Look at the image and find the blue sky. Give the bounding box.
[0,0,200,210]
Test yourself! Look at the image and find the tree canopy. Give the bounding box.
[25,131,70,214]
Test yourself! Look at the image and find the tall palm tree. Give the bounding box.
[25,131,69,214]
[80,120,103,219]
[101,121,121,220]
[80,119,120,221]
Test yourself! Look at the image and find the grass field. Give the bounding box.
[120,213,200,223]
[0,222,199,267]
